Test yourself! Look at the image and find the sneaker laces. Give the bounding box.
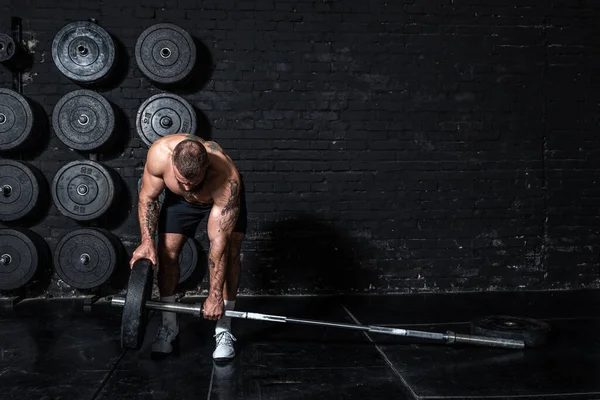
[214,331,236,347]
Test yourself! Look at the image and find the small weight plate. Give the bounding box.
[470,315,551,347]
[52,20,116,84]
[0,228,42,290]
[135,23,196,85]
[54,228,118,289]
[0,160,44,222]
[51,160,117,221]
[0,88,35,152]
[0,33,16,63]
[121,259,154,349]
[52,90,116,151]
[179,238,199,284]
[136,93,197,147]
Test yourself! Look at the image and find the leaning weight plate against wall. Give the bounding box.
[0,228,47,290]
[52,20,116,85]
[52,90,117,151]
[135,23,196,85]
[0,160,46,222]
[51,160,120,221]
[135,92,197,147]
[0,89,38,152]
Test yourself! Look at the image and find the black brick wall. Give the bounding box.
[0,0,598,297]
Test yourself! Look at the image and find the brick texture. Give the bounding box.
[0,0,598,296]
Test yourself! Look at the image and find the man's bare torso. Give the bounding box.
[149,134,239,207]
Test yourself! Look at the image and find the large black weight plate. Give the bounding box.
[52,160,117,221]
[52,90,116,151]
[121,259,154,349]
[136,93,197,147]
[179,238,199,284]
[0,228,42,290]
[52,21,116,84]
[135,23,196,85]
[0,160,44,222]
[470,315,551,347]
[54,228,119,289]
[0,33,15,63]
[0,88,35,152]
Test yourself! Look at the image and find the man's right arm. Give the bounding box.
[138,146,166,245]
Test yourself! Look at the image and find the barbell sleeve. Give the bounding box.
[111,297,525,349]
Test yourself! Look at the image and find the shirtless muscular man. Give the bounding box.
[130,134,246,361]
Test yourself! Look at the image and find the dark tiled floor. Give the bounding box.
[0,291,599,399]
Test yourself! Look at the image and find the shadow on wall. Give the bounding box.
[252,213,379,295]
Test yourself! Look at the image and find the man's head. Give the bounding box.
[171,138,209,191]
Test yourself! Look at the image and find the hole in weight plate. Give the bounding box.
[2,185,11,197]
[160,47,171,58]
[1,254,11,265]
[78,114,89,125]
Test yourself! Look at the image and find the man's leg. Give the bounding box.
[153,232,187,355]
[213,232,244,361]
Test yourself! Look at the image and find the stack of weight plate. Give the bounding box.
[0,88,45,154]
[134,23,199,147]
[0,30,51,293]
[47,20,126,291]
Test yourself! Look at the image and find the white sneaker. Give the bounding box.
[212,331,236,361]
[152,324,179,354]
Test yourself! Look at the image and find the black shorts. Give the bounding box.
[158,179,247,237]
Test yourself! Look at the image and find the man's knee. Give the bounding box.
[158,246,180,266]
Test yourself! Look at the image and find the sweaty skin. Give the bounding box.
[130,134,242,320]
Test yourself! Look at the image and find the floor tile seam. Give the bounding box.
[88,311,158,400]
[340,303,420,400]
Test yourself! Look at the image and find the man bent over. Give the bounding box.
[130,134,246,361]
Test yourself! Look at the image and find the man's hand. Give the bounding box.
[203,292,224,320]
[129,241,158,269]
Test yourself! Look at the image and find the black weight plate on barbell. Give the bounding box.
[135,23,196,85]
[470,315,551,347]
[136,93,197,147]
[52,160,117,221]
[0,160,45,222]
[0,33,15,63]
[121,259,154,349]
[0,88,35,152]
[52,21,116,84]
[52,90,116,151]
[179,238,199,284]
[54,228,119,289]
[0,228,42,290]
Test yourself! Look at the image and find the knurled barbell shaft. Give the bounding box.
[111,297,525,349]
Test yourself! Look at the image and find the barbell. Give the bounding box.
[111,259,529,350]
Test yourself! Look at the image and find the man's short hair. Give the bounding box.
[172,139,208,179]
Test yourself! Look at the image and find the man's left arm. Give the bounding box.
[203,178,241,320]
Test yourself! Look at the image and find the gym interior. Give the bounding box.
[0,0,599,399]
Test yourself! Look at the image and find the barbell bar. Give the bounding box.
[111,259,525,350]
[111,296,525,349]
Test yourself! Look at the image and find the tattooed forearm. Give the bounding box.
[141,200,160,242]
[208,242,227,297]
[219,180,240,232]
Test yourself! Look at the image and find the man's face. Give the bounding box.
[173,165,205,192]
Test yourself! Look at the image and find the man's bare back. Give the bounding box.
[145,134,241,208]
